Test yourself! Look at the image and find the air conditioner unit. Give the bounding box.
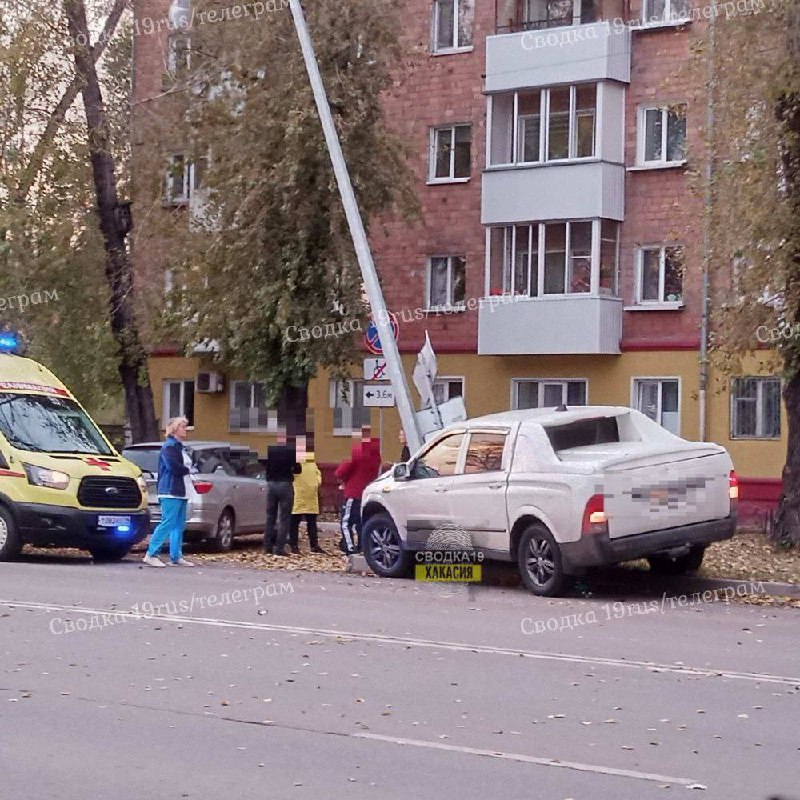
[197,371,224,393]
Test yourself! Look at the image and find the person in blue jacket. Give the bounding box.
[142,417,195,568]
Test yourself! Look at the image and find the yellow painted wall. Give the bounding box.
[147,351,787,478]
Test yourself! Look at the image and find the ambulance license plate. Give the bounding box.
[98,515,130,528]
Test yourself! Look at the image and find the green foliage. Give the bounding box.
[149,0,417,404]
[0,1,131,414]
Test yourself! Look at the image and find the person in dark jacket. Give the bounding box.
[399,429,411,463]
[335,426,382,554]
[143,417,194,568]
[263,432,301,556]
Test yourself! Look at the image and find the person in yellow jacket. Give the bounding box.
[290,450,325,554]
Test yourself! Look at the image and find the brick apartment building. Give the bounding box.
[133,0,783,519]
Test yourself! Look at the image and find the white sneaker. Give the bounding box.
[142,555,166,568]
[167,558,194,568]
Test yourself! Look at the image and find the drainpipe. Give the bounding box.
[699,11,716,442]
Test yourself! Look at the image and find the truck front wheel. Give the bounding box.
[517,524,571,597]
[362,513,411,578]
[0,505,22,561]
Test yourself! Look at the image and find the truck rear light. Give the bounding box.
[581,494,607,535]
[729,470,739,502]
[192,479,213,495]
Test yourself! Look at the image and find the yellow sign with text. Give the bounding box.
[415,563,482,582]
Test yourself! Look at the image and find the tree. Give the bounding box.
[65,0,159,442]
[699,0,800,545]
[142,0,417,437]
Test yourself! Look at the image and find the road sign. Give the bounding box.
[363,358,388,381]
[363,383,395,407]
[364,313,399,355]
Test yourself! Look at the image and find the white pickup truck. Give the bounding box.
[360,406,737,596]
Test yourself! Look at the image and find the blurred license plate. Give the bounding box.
[98,515,130,527]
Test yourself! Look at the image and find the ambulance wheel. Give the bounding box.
[0,505,21,561]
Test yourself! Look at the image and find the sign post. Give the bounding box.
[287,0,422,452]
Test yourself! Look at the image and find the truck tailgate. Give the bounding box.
[601,450,732,539]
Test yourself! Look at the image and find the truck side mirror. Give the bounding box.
[393,463,410,481]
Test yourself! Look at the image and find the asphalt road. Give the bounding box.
[1,554,799,800]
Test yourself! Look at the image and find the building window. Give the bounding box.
[427,256,466,309]
[641,0,690,25]
[330,379,371,434]
[229,381,277,432]
[638,105,687,166]
[633,378,680,435]
[163,380,194,428]
[512,379,587,409]
[489,84,596,167]
[731,378,781,439]
[432,377,464,406]
[430,125,471,181]
[432,0,474,52]
[636,245,684,304]
[164,155,203,205]
[167,32,192,77]
[488,220,618,297]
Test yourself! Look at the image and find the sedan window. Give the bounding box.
[464,432,507,474]
[411,433,464,479]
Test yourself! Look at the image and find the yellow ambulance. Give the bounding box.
[0,336,149,561]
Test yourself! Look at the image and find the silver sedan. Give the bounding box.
[122,441,266,551]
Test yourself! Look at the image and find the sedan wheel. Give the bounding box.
[517,524,569,597]
[362,513,411,578]
[213,510,235,552]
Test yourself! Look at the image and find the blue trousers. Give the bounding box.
[147,497,188,562]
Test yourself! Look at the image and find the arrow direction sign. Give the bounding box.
[363,383,395,407]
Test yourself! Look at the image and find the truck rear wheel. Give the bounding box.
[0,505,21,561]
[517,524,571,597]
[648,546,706,576]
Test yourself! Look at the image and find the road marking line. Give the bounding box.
[354,732,698,786]
[4,598,799,686]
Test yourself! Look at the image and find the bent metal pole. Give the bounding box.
[287,0,423,453]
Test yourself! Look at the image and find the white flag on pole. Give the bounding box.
[413,332,438,409]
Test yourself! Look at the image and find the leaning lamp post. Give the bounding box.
[287,0,423,453]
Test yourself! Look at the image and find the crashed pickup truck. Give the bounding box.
[360,406,737,596]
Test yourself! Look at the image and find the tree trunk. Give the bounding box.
[774,373,800,545]
[277,383,309,443]
[65,0,158,444]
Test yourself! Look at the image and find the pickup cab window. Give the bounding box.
[464,432,507,473]
[412,433,464,479]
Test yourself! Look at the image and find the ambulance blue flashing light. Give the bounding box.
[0,332,22,354]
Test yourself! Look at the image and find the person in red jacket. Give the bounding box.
[335,426,382,554]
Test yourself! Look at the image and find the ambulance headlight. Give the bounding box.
[24,464,71,490]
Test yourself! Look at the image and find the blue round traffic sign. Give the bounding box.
[365,313,399,355]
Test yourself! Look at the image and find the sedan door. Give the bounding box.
[388,432,465,548]
[447,430,511,557]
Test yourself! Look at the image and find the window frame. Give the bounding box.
[431,0,474,53]
[167,32,192,77]
[634,244,685,306]
[162,379,195,429]
[228,380,278,433]
[461,429,510,475]
[640,0,691,26]
[428,124,472,183]
[637,104,687,167]
[631,377,681,436]
[490,84,598,168]
[488,219,619,298]
[730,377,782,440]
[426,256,467,310]
[510,378,589,410]
[432,376,465,406]
[329,379,371,436]
[164,155,203,206]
